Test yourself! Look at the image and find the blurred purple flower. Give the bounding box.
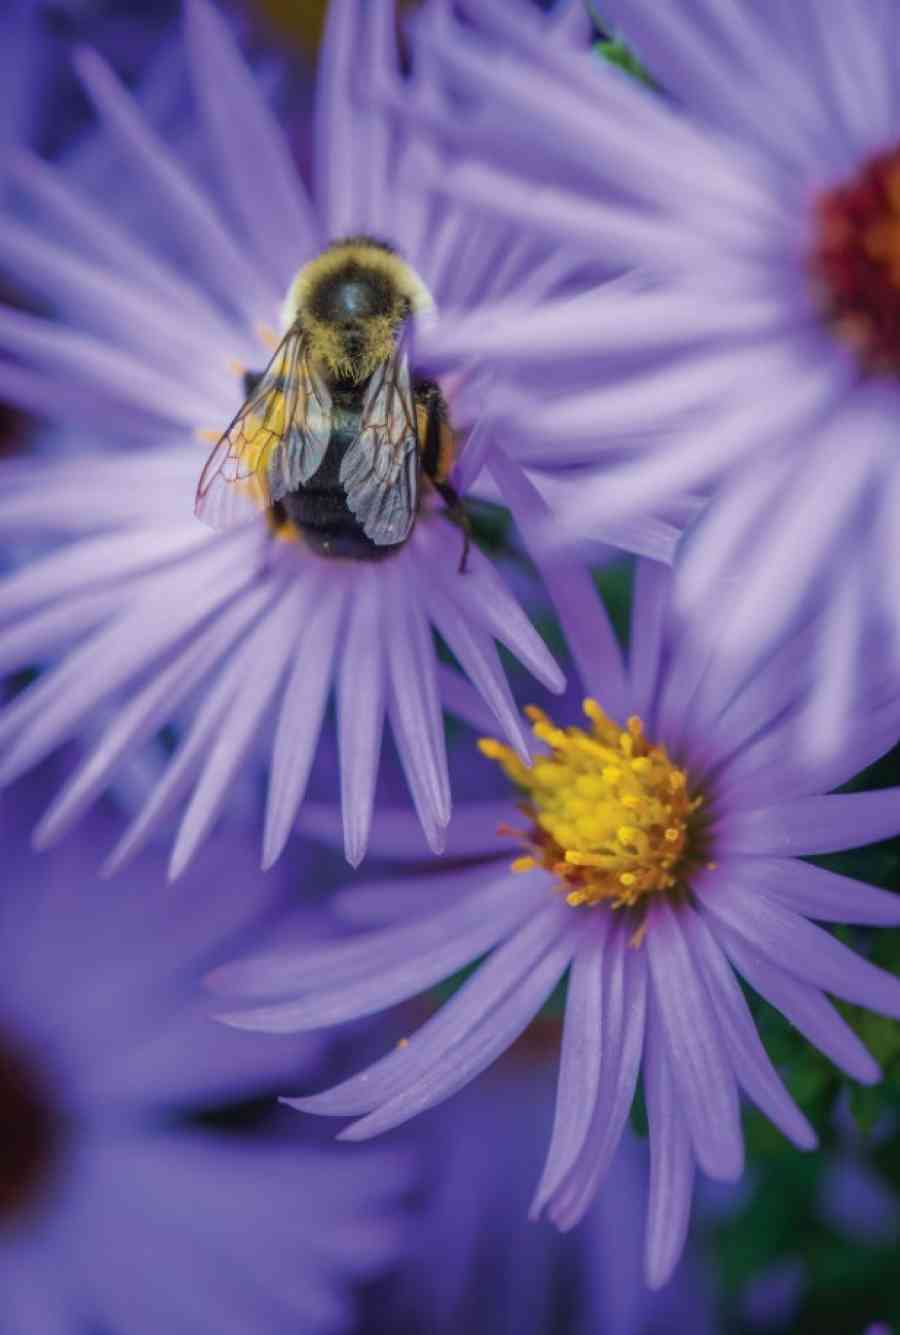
[211,557,900,1290]
[363,1026,719,1335]
[0,0,589,879]
[414,0,900,747]
[0,781,410,1334]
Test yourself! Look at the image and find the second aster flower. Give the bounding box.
[211,558,900,1290]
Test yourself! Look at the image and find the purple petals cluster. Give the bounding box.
[213,559,900,1288]
[2,0,900,1324]
[0,784,410,1334]
[0,0,582,874]
[416,0,900,753]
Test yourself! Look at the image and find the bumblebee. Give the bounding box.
[195,236,468,567]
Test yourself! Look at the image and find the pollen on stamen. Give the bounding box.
[479,698,706,913]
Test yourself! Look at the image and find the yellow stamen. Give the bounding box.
[255,322,279,351]
[480,698,703,911]
[511,856,537,874]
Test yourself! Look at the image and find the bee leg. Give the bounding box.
[434,481,471,574]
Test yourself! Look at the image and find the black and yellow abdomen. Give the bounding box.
[274,400,398,560]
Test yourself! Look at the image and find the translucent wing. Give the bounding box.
[195,327,332,530]
[339,348,419,546]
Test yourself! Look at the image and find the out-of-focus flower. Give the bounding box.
[359,1015,718,1335]
[211,557,900,1290]
[0,780,410,1335]
[0,0,593,879]
[413,0,900,748]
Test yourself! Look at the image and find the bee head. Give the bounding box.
[285,238,433,383]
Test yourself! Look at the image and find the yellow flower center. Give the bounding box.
[479,700,704,911]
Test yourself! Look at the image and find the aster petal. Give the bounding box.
[427,584,531,762]
[606,0,828,168]
[645,900,744,1181]
[185,0,320,286]
[357,0,402,236]
[716,921,881,1084]
[672,447,798,640]
[713,856,900,928]
[73,45,276,317]
[0,449,198,537]
[682,905,816,1150]
[628,558,670,722]
[432,161,704,274]
[292,895,570,1117]
[0,588,124,675]
[8,148,237,338]
[331,864,504,927]
[34,582,279,849]
[338,923,575,1140]
[297,799,517,861]
[559,342,850,529]
[422,287,794,372]
[170,582,306,879]
[0,307,216,425]
[546,919,648,1229]
[0,544,257,787]
[437,663,505,736]
[0,217,236,402]
[694,874,900,1019]
[102,589,288,875]
[704,651,900,809]
[690,418,884,671]
[531,913,609,1213]
[262,585,346,869]
[643,996,695,1291]
[0,360,144,436]
[210,869,547,1014]
[0,528,205,619]
[432,9,781,229]
[430,531,565,694]
[717,789,900,857]
[386,568,451,839]
[316,0,361,237]
[487,447,627,715]
[682,624,819,781]
[337,570,388,867]
[801,0,897,159]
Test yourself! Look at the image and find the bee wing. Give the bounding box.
[194,328,332,530]
[339,349,419,546]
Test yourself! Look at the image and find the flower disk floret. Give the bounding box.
[483,702,704,911]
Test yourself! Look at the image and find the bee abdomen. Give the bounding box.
[278,421,404,561]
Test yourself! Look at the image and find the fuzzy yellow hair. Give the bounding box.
[280,241,433,381]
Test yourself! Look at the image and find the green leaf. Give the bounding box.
[594,35,656,89]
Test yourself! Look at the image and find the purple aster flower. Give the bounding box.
[0,0,589,879]
[0,782,410,1334]
[413,0,900,743]
[211,557,900,1290]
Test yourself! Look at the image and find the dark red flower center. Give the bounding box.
[0,1030,60,1220]
[812,146,900,374]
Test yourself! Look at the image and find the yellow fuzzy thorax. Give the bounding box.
[306,312,396,383]
[281,240,434,382]
[480,701,704,911]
